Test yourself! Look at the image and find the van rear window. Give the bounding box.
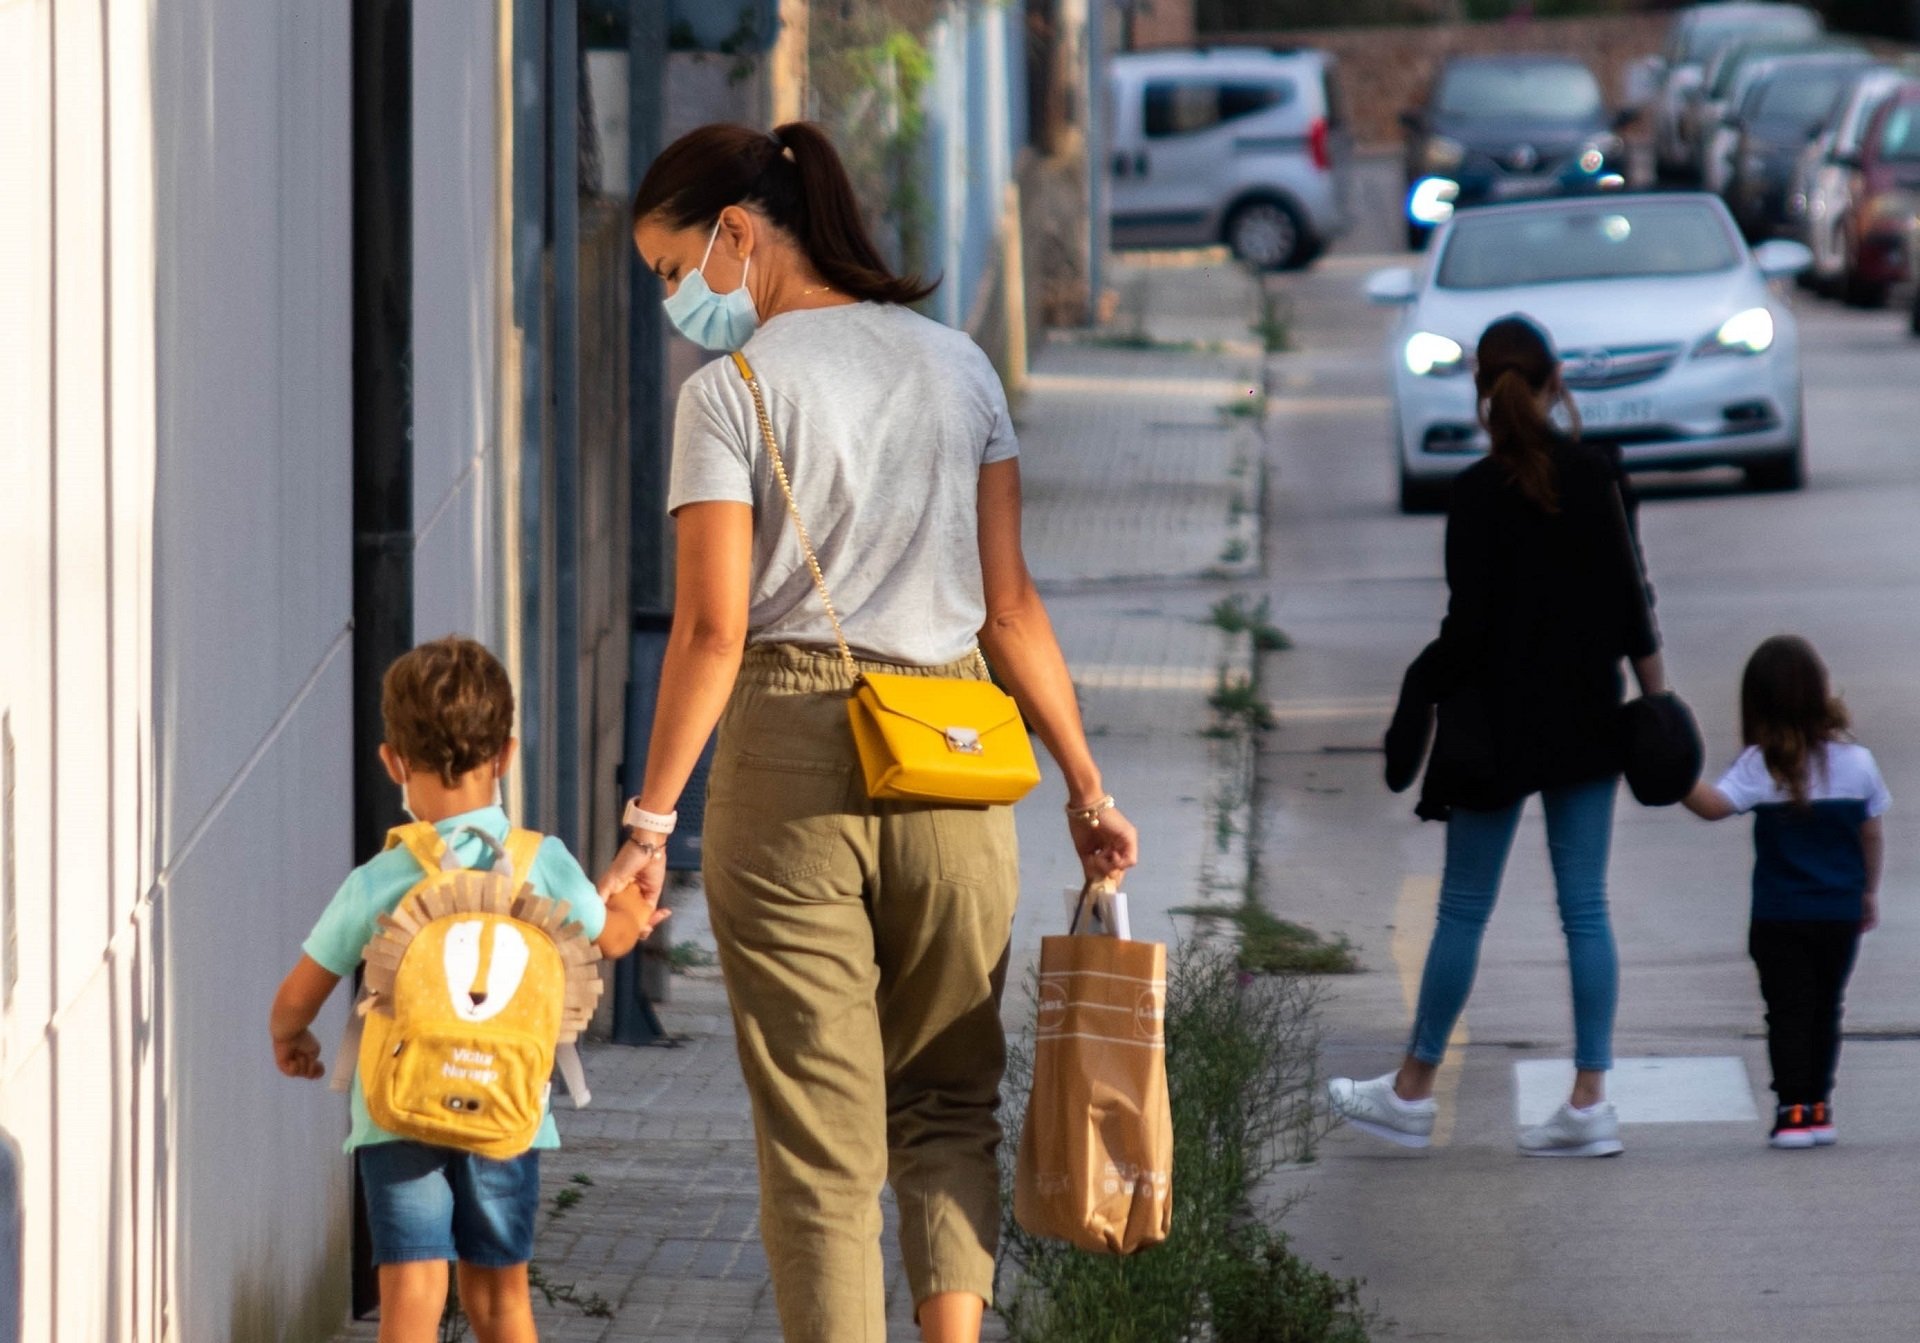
[1144,80,1293,137]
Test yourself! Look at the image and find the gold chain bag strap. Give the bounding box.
[730,351,1040,805]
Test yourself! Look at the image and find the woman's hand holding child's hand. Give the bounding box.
[273,1028,325,1081]
[607,881,672,940]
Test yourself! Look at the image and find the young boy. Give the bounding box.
[270,637,660,1342]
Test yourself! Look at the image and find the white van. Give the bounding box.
[1109,48,1350,270]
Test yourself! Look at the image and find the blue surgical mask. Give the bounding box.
[662,221,759,351]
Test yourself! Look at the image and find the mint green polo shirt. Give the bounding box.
[302,806,607,1153]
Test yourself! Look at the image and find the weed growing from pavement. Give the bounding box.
[995,941,1375,1342]
[1253,285,1294,354]
[1209,671,1276,730]
[1217,391,1269,423]
[668,939,717,973]
[1174,903,1360,976]
[1210,595,1292,651]
[439,1173,612,1341]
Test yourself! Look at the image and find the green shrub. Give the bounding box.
[996,942,1373,1342]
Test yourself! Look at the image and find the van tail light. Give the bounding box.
[1309,116,1331,172]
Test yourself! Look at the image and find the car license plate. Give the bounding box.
[1490,176,1556,200]
[1575,397,1655,429]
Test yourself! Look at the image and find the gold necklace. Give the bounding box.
[796,280,835,298]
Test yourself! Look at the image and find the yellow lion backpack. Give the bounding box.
[348,822,604,1159]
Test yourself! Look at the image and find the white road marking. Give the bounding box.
[1514,1057,1761,1128]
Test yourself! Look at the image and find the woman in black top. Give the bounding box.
[1331,316,1666,1157]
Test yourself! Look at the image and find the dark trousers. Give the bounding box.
[1749,919,1861,1108]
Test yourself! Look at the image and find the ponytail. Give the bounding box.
[632,121,936,305]
[1474,315,1575,514]
[1482,368,1562,513]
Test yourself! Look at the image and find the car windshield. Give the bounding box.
[1745,66,1854,127]
[1437,202,1742,290]
[1881,103,1920,161]
[1434,63,1601,121]
[1681,13,1819,66]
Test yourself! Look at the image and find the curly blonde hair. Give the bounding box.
[381,637,515,786]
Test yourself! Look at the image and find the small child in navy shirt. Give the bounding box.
[1685,635,1889,1150]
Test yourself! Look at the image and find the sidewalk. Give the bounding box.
[332,254,1270,1342]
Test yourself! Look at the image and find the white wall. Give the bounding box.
[0,1,161,1339]
[412,0,504,649]
[1,2,507,1334]
[151,1,357,1338]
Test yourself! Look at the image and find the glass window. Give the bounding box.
[1680,13,1819,67]
[1143,80,1291,138]
[1880,104,1920,161]
[1434,62,1602,121]
[1751,67,1854,126]
[1437,202,1742,290]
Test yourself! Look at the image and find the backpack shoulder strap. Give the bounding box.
[384,821,448,878]
[503,829,544,891]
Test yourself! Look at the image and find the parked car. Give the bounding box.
[1696,37,1862,194]
[1107,47,1351,270]
[1726,56,1875,241]
[1833,85,1920,307]
[1642,3,1823,183]
[1400,54,1633,252]
[1786,65,1910,289]
[1366,194,1811,513]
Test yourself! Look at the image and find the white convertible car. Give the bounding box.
[1367,193,1811,513]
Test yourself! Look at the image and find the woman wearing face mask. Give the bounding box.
[1329,316,1668,1158]
[597,122,1138,1343]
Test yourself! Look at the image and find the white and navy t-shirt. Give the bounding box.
[1716,742,1891,922]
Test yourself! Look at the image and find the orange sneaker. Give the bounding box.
[1809,1101,1836,1147]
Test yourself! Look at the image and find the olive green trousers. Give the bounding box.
[703,644,1021,1343]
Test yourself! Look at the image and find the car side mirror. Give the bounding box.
[1611,106,1641,132]
[1399,109,1424,134]
[1365,266,1419,305]
[1752,239,1813,279]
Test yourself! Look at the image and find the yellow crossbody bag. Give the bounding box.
[731,351,1040,806]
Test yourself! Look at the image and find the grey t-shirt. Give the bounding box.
[668,302,1019,667]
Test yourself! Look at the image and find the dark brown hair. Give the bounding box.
[381,636,515,786]
[1475,315,1580,514]
[631,121,936,305]
[1741,634,1849,807]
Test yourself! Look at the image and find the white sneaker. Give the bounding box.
[1328,1073,1436,1149]
[1519,1101,1624,1158]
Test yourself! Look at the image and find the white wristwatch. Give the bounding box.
[623,799,678,837]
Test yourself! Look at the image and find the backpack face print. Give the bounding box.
[355,824,603,1158]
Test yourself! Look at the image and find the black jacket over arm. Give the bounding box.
[1417,439,1659,819]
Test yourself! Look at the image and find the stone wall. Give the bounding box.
[1166,13,1670,149]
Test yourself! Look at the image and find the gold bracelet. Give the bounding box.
[1065,794,1117,828]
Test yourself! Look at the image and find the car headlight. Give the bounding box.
[1405,331,1467,377]
[1424,136,1467,173]
[1408,177,1460,226]
[1579,136,1624,174]
[1695,307,1774,358]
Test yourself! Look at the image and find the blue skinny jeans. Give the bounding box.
[1409,779,1619,1073]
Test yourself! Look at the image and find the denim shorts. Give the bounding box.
[356,1140,540,1268]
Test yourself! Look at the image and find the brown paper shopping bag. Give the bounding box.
[1014,881,1173,1255]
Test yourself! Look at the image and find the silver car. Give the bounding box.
[1642,3,1822,182]
[1108,48,1350,269]
[1367,195,1811,513]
